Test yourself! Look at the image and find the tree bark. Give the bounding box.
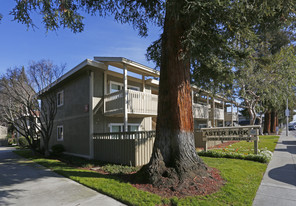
[142,1,209,190]
[264,111,271,134]
[271,110,277,134]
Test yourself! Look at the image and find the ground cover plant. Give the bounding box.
[14,149,268,206]
[198,135,279,163]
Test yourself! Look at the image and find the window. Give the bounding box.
[57,91,64,107]
[127,85,140,91]
[128,125,139,132]
[109,81,140,93]
[109,123,140,132]
[111,83,122,93]
[57,125,63,141]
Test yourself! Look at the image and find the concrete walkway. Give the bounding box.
[0,147,125,206]
[253,130,296,206]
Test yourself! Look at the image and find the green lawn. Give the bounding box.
[14,149,268,206]
[211,135,279,154]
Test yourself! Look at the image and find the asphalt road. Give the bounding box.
[0,147,125,206]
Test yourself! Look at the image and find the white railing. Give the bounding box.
[192,103,209,119]
[210,108,224,120]
[127,90,158,115]
[104,90,158,116]
[224,112,239,122]
[104,90,124,114]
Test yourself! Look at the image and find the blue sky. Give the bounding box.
[0,1,161,75]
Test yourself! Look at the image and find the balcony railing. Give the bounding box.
[192,103,209,119]
[224,112,239,122]
[104,90,158,116]
[209,108,224,120]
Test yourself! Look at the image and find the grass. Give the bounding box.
[14,149,268,206]
[210,135,279,154]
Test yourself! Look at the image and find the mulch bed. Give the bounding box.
[84,141,240,199]
[209,141,240,149]
[89,165,225,198]
[131,167,225,198]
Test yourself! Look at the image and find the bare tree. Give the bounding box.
[28,60,65,156]
[0,60,64,156]
[0,67,39,151]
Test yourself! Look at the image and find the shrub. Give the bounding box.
[101,164,139,174]
[51,144,65,155]
[8,138,16,145]
[198,149,272,163]
[18,136,29,148]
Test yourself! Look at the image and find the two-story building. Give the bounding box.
[40,56,238,159]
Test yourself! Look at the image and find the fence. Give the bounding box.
[93,131,155,166]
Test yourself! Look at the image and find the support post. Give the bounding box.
[222,101,225,127]
[204,141,207,152]
[123,64,128,132]
[103,68,108,114]
[207,95,210,127]
[89,71,94,159]
[142,75,146,93]
[231,103,234,126]
[254,135,258,154]
[212,97,215,127]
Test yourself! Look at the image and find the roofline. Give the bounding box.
[191,85,237,104]
[38,59,106,96]
[94,57,160,77]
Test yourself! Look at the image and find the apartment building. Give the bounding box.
[40,57,238,159]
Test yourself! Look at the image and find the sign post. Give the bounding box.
[201,125,261,154]
[286,98,289,136]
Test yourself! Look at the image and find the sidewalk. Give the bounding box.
[0,147,125,206]
[253,130,296,206]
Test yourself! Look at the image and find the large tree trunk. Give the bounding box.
[264,111,271,134]
[143,1,209,190]
[271,110,277,134]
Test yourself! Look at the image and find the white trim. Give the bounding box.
[38,59,106,96]
[57,90,64,107]
[57,125,64,141]
[94,57,160,77]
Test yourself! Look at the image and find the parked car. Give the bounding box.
[288,122,296,130]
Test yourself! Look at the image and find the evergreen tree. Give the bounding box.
[6,0,296,191]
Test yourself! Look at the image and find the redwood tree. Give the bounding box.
[144,2,208,187]
[6,0,296,190]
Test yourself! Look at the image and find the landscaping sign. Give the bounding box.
[201,125,261,154]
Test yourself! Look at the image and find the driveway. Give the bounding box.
[0,147,125,206]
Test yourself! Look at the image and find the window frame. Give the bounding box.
[109,81,140,94]
[109,123,140,132]
[57,90,64,107]
[57,125,64,141]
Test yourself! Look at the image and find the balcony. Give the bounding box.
[210,108,224,120]
[192,103,209,119]
[104,90,158,117]
[224,112,239,122]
